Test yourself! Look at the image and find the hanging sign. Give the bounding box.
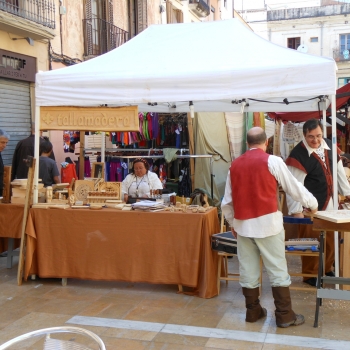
[39,106,139,131]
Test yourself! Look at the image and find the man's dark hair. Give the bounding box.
[247,130,267,145]
[39,140,53,155]
[303,119,322,135]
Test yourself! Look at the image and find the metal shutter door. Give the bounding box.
[0,77,31,166]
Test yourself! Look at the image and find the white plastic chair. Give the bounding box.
[0,326,106,350]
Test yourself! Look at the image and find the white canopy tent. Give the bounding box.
[34,18,338,204]
[36,19,336,113]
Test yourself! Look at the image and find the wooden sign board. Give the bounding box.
[315,210,350,223]
[40,106,139,132]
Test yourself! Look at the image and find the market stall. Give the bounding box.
[20,18,338,295]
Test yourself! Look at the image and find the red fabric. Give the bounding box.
[230,149,278,220]
[61,164,78,184]
[268,83,350,122]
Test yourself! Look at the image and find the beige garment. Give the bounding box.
[194,112,231,201]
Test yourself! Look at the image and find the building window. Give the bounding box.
[287,37,301,50]
[310,37,318,43]
[128,0,148,37]
[340,34,350,53]
[338,77,350,88]
[166,1,183,23]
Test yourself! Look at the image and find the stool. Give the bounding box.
[283,216,323,291]
[217,252,263,295]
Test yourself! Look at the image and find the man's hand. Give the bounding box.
[231,228,237,239]
[345,195,350,201]
[292,212,304,218]
[310,208,318,214]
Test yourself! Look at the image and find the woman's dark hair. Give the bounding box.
[131,158,149,173]
[303,119,322,135]
[39,140,53,155]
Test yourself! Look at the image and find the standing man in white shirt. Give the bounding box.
[286,118,350,286]
[222,127,318,328]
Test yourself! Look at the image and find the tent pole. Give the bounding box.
[79,132,85,180]
[322,109,326,136]
[33,106,40,204]
[101,132,105,179]
[331,94,339,284]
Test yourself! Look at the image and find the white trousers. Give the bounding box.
[237,230,291,289]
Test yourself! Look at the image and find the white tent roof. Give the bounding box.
[36,19,336,113]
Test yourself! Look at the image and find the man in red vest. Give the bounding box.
[222,127,318,328]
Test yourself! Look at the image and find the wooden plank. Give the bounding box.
[17,157,35,286]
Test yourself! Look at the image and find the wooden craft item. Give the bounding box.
[74,180,95,204]
[2,165,11,203]
[97,181,121,199]
[314,210,350,223]
[91,162,105,179]
[46,186,53,203]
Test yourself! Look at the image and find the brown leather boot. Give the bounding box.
[242,287,267,323]
[272,286,304,328]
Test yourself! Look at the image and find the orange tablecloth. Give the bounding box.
[25,207,220,298]
[0,203,23,252]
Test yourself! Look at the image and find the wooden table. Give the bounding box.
[0,203,23,267]
[24,207,220,298]
[312,218,350,327]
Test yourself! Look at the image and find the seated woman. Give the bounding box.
[122,158,162,203]
[39,140,60,187]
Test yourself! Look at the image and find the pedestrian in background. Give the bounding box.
[11,123,55,180]
[0,129,10,197]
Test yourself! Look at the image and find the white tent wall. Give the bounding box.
[194,113,231,201]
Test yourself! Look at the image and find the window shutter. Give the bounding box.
[85,0,92,18]
[166,0,173,24]
[84,0,93,55]
[177,9,183,23]
[104,0,113,23]
[104,0,114,51]
[136,0,147,34]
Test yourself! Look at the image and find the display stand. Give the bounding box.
[312,217,350,327]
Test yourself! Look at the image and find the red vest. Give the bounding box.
[230,149,278,220]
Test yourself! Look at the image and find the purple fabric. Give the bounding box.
[84,159,91,177]
[109,162,119,182]
[152,113,159,139]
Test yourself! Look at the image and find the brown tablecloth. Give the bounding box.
[25,207,220,298]
[0,203,23,252]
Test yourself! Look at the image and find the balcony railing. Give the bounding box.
[83,18,129,57]
[0,0,55,29]
[189,0,210,18]
[333,48,350,62]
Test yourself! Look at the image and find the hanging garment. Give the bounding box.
[61,163,78,184]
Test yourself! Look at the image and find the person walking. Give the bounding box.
[222,127,318,328]
[286,118,350,286]
[0,129,10,197]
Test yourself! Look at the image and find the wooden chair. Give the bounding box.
[216,214,262,294]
